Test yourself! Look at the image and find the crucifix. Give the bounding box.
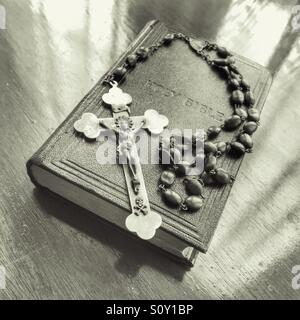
[74,82,169,240]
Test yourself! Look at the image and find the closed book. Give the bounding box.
[27,20,272,266]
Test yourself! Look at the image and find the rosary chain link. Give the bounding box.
[174,32,190,42]
[148,39,165,55]
[103,32,220,84]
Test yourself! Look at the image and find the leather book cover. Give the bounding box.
[27,20,272,258]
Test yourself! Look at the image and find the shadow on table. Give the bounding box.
[33,188,189,281]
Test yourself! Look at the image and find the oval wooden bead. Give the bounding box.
[205,154,217,171]
[241,79,250,90]
[185,196,203,212]
[213,65,230,79]
[231,71,241,80]
[244,91,255,106]
[230,141,246,156]
[162,190,182,208]
[248,108,260,122]
[160,171,176,187]
[239,133,253,149]
[230,64,240,74]
[204,142,217,154]
[224,115,242,130]
[175,161,191,176]
[216,141,227,154]
[126,54,138,67]
[113,67,127,79]
[184,178,204,196]
[201,172,214,185]
[214,168,231,185]
[229,78,240,89]
[243,121,258,134]
[217,46,229,58]
[231,90,245,105]
[207,126,221,138]
[213,58,228,66]
[234,107,248,119]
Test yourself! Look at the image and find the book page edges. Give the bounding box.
[29,163,198,266]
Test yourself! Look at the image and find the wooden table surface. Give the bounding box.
[0,0,300,300]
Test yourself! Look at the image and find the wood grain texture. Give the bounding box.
[0,0,300,299]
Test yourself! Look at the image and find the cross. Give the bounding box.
[73,82,169,240]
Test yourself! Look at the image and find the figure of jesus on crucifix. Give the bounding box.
[99,115,146,194]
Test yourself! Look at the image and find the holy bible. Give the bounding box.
[27,21,272,266]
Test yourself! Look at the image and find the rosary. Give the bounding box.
[74,33,259,240]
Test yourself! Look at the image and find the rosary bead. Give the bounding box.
[231,90,245,105]
[162,189,182,208]
[213,58,228,66]
[217,46,230,58]
[126,54,138,67]
[136,47,149,60]
[230,64,241,75]
[241,79,250,90]
[204,142,218,154]
[113,67,127,79]
[201,172,214,185]
[234,107,248,120]
[216,141,227,154]
[238,133,253,149]
[213,65,230,79]
[205,154,217,171]
[244,91,255,106]
[160,170,176,187]
[229,141,245,156]
[213,168,231,185]
[184,178,204,196]
[163,33,175,45]
[207,126,221,138]
[247,108,260,122]
[230,71,241,80]
[224,115,242,130]
[243,121,258,134]
[185,196,203,212]
[175,161,191,176]
[229,78,240,89]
